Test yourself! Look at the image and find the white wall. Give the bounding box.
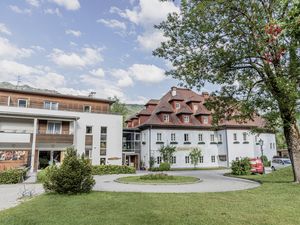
[0,118,34,133]
[0,133,31,143]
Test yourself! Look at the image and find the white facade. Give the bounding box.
[0,105,123,169]
[140,128,277,168]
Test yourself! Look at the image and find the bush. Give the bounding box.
[140,173,174,180]
[260,155,270,167]
[0,168,27,184]
[43,147,95,194]
[37,169,48,183]
[159,162,171,171]
[231,157,251,175]
[92,165,136,175]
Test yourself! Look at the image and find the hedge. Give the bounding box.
[92,165,136,175]
[0,168,28,184]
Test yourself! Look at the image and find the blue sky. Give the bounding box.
[0,0,213,104]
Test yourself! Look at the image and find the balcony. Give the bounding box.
[36,134,74,144]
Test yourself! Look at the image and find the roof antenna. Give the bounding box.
[16,76,21,89]
[88,91,96,98]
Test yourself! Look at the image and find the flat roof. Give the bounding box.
[0,88,114,104]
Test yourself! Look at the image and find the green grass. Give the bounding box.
[0,167,299,225]
[116,174,200,184]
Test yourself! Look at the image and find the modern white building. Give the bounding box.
[125,87,277,169]
[0,88,123,171]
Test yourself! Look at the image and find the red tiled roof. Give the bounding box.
[137,108,152,116]
[145,99,159,105]
[176,105,193,115]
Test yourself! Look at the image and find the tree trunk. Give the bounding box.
[283,120,300,183]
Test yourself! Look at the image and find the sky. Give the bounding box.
[0,0,213,104]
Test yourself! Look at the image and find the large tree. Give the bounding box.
[154,0,300,181]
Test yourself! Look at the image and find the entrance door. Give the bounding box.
[125,155,139,169]
[38,151,62,169]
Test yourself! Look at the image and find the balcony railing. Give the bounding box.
[36,134,74,144]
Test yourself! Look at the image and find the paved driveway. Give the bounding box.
[0,183,43,211]
[93,170,260,193]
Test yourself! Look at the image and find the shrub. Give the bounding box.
[37,169,48,183]
[231,157,251,175]
[43,147,95,194]
[0,168,27,184]
[140,173,174,180]
[260,155,270,167]
[159,162,171,171]
[159,145,176,163]
[92,165,136,175]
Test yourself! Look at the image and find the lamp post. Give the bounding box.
[259,139,265,174]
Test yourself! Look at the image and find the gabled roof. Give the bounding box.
[176,105,193,115]
[145,99,159,106]
[194,105,211,115]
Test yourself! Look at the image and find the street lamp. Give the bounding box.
[259,139,265,174]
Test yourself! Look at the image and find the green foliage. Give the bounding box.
[43,147,95,194]
[159,162,171,171]
[159,145,176,163]
[189,148,202,168]
[260,155,271,167]
[140,173,174,180]
[149,156,155,169]
[0,168,27,184]
[37,169,48,183]
[109,96,128,124]
[231,158,251,175]
[92,165,136,175]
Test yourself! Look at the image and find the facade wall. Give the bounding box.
[140,127,276,168]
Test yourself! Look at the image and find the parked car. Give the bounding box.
[250,158,264,174]
[271,158,291,171]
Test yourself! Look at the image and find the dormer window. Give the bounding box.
[175,103,180,109]
[183,115,190,123]
[193,104,198,111]
[203,116,208,124]
[163,114,169,122]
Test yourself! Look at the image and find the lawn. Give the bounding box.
[116,174,200,184]
[0,167,299,225]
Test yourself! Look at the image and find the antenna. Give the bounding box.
[16,76,21,88]
[88,91,96,98]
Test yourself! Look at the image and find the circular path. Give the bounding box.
[93,170,260,193]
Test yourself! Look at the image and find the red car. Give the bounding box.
[250,158,264,174]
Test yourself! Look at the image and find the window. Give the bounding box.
[185,156,190,164]
[171,133,176,142]
[100,158,106,165]
[47,121,61,134]
[175,103,180,109]
[198,133,203,142]
[44,101,58,110]
[243,132,247,141]
[199,156,204,163]
[18,99,28,108]
[135,133,140,140]
[219,134,222,142]
[170,156,176,164]
[193,104,198,111]
[157,156,162,164]
[85,148,92,159]
[219,155,227,162]
[233,133,237,141]
[210,134,215,142]
[184,133,189,142]
[157,133,162,141]
[270,143,272,149]
[100,127,107,156]
[211,155,216,163]
[83,105,91,112]
[86,126,92,134]
[183,115,190,123]
[163,114,169,122]
[273,143,276,149]
[203,116,208,124]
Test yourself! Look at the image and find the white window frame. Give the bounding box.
[175,102,180,109]
[157,156,162,164]
[198,133,203,142]
[233,133,237,141]
[211,155,216,163]
[243,132,247,141]
[44,101,59,110]
[46,121,62,134]
[18,99,28,108]
[83,105,92,112]
[171,133,176,142]
[219,134,222,142]
[203,116,209,124]
[184,133,189,142]
[163,114,169,122]
[210,134,215,142]
[157,133,162,141]
[86,126,93,134]
[193,104,198,111]
[183,115,190,123]
[185,156,190,164]
[199,156,204,163]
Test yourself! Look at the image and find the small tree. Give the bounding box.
[159,145,176,163]
[43,147,95,194]
[231,158,251,175]
[189,148,202,168]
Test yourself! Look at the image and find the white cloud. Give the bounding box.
[111,69,133,87]
[97,19,126,30]
[31,45,45,52]
[0,60,40,79]
[89,68,105,78]
[65,29,82,37]
[137,31,167,51]
[50,0,80,11]
[26,0,40,7]
[0,37,33,59]
[49,47,103,68]
[9,5,31,15]
[44,8,61,16]
[0,23,12,35]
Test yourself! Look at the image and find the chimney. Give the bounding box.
[171,87,177,96]
[202,92,209,99]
